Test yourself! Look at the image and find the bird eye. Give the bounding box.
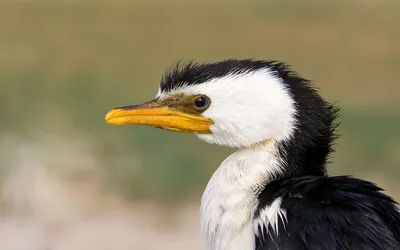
[193,95,210,109]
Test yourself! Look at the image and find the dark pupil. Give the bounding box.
[194,97,208,108]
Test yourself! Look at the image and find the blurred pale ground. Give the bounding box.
[0,1,400,249]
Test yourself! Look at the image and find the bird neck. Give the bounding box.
[200,133,332,250]
[276,122,333,179]
[200,140,282,250]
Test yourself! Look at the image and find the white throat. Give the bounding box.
[200,140,282,250]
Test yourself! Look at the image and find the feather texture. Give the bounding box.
[155,59,400,250]
[255,176,400,250]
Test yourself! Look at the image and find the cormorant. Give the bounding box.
[105,59,400,250]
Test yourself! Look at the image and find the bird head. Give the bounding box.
[105,59,335,149]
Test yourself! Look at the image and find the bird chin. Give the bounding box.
[195,133,236,148]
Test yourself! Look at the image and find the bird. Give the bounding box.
[105,59,400,250]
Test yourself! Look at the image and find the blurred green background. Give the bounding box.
[0,2,399,248]
[1,1,400,201]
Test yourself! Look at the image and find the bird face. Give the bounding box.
[105,93,214,134]
[105,60,297,148]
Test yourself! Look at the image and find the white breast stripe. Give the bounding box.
[253,197,287,238]
[200,142,284,250]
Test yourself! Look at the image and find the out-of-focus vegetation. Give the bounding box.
[1,1,399,204]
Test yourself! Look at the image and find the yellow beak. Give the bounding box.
[105,100,213,134]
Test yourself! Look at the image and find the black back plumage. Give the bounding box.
[255,176,400,250]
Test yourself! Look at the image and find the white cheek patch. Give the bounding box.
[164,69,297,148]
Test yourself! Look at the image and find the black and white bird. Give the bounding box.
[105,59,400,250]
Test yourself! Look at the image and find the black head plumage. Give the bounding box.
[160,59,281,92]
[160,59,340,177]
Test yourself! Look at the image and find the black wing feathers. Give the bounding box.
[255,176,400,250]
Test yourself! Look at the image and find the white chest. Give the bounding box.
[200,144,282,250]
